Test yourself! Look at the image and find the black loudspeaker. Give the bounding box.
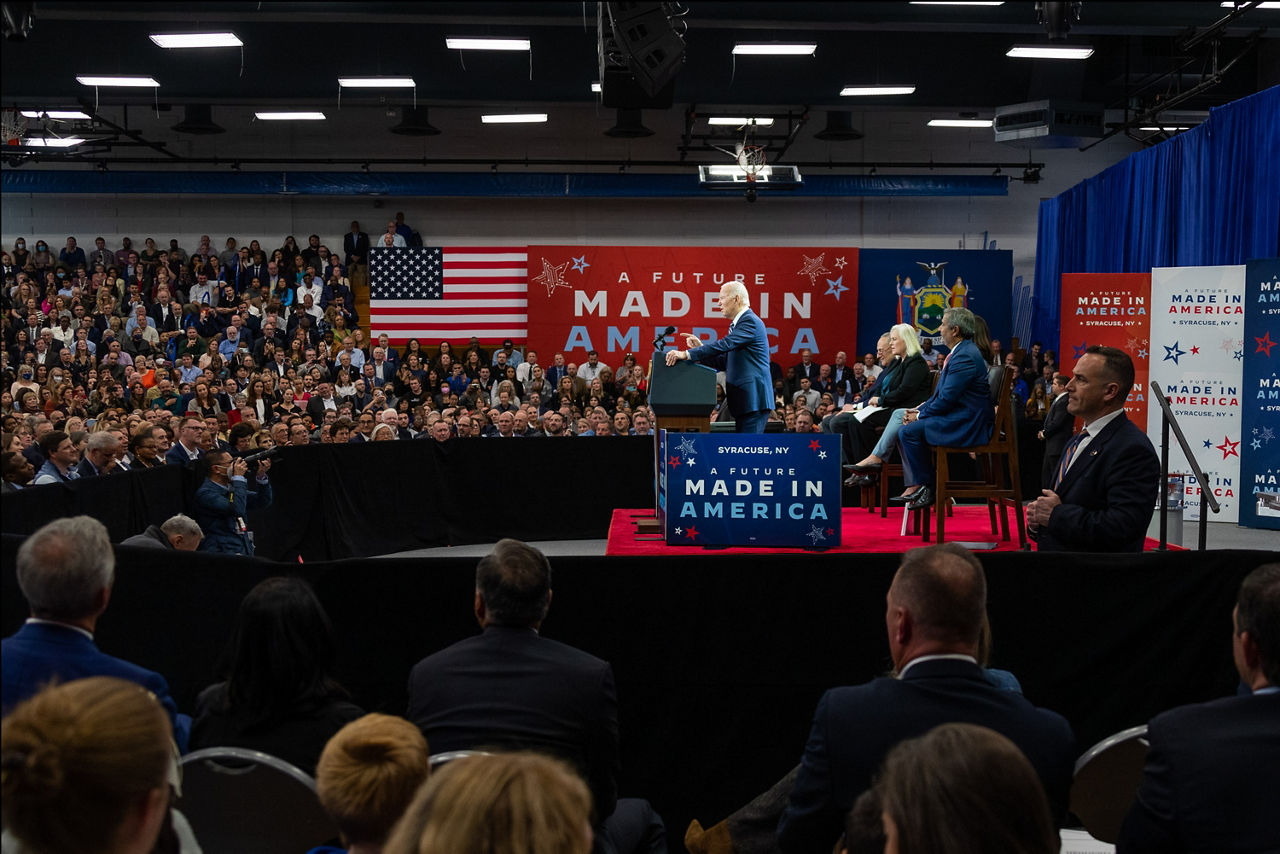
[390,106,441,136]
[814,111,864,142]
[172,104,225,135]
[601,66,675,109]
[606,2,685,97]
[604,108,654,138]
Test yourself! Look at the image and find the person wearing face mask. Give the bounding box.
[11,238,30,269]
[32,240,53,271]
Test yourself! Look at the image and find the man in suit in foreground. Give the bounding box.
[773,543,1075,854]
[406,539,664,854]
[666,281,773,433]
[1118,562,1279,853]
[1,516,189,750]
[1038,371,1071,489]
[1028,346,1159,552]
[895,307,994,510]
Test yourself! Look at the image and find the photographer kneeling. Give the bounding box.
[192,447,273,556]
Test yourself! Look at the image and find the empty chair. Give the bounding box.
[1069,725,1149,844]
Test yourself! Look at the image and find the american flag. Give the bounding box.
[369,246,528,345]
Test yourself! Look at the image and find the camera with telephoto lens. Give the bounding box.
[240,447,279,465]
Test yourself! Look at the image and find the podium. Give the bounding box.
[637,353,718,533]
[648,352,718,434]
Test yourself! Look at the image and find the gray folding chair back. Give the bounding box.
[428,748,493,770]
[177,746,339,853]
[1069,724,1149,844]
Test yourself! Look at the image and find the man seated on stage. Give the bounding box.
[1118,562,1279,852]
[892,307,994,511]
[406,539,665,854]
[1027,346,1159,552]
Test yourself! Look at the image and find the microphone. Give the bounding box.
[653,326,676,348]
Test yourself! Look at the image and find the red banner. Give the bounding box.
[1059,272,1152,429]
[525,246,858,364]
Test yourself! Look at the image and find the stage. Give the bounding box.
[606,506,1173,555]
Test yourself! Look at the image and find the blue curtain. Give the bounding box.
[1031,84,1279,347]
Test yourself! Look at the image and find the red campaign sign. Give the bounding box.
[1059,272,1152,430]
[525,246,858,364]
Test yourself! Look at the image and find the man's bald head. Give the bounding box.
[890,544,987,648]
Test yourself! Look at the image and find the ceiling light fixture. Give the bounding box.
[1139,126,1194,131]
[732,43,817,56]
[481,113,548,124]
[76,75,160,87]
[338,77,417,88]
[446,37,530,51]
[148,32,242,49]
[254,111,327,121]
[591,82,602,93]
[22,137,86,148]
[928,118,993,127]
[840,85,916,96]
[21,110,91,120]
[1006,44,1095,59]
[1220,1,1280,7]
[708,117,775,127]
[909,2,1005,6]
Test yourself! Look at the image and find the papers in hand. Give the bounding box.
[853,405,883,423]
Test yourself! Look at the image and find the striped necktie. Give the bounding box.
[1052,429,1088,491]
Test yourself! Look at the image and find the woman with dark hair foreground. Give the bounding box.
[876,722,1056,854]
[190,576,363,774]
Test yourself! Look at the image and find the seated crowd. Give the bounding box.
[3,232,1062,495]
[3,518,1275,854]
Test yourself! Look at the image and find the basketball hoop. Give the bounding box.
[1,110,27,146]
[737,144,767,181]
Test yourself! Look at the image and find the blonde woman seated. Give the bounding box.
[308,714,431,854]
[384,752,592,854]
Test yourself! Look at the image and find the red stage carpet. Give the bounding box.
[606,507,1175,555]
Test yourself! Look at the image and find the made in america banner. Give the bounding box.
[1059,273,1152,430]
[657,431,842,548]
[1147,266,1247,522]
[523,246,857,363]
[1239,257,1280,530]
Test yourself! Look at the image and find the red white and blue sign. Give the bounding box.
[1239,257,1280,530]
[657,431,842,548]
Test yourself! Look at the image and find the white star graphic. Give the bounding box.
[686,456,696,467]
[674,527,682,535]
[818,450,827,459]
[806,524,827,545]
[677,437,698,456]
[532,257,572,297]
[833,256,847,269]
[797,253,832,286]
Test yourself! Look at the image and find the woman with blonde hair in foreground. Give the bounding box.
[384,752,592,854]
[1,676,172,854]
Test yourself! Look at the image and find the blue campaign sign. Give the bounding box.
[658,431,843,548]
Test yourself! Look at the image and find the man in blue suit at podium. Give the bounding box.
[665,281,774,433]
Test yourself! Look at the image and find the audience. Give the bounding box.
[383,752,594,854]
[310,713,432,854]
[1,676,173,854]
[875,723,1057,854]
[190,576,364,774]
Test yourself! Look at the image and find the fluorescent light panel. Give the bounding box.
[1006,44,1095,59]
[338,77,416,88]
[909,2,1005,5]
[705,165,775,177]
[707,117,775,127]
[481,113,547,124]
[928,118,993,127]
[149,32,242,48]
[732,43,816,56]
[21,110,90,120]
[1139,126,1194,131]
[841,85,916,96]
[23,137,86,148]
[1221,1,1280,7]
[446,37,530,51]
[591,82,602,93]
[76,75,160,87]
[255,111,326,120]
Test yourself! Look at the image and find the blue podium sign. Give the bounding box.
[658,431,843,548]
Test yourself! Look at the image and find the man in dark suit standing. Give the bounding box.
[1118,562,1279,853]
[406,539,664,854]
[1038,372,1071,489]
[1028,346,1159,552]
[774,544,1075,853]
[344,220,370,293]
[306,381,339,425]
[666,281,773,433]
